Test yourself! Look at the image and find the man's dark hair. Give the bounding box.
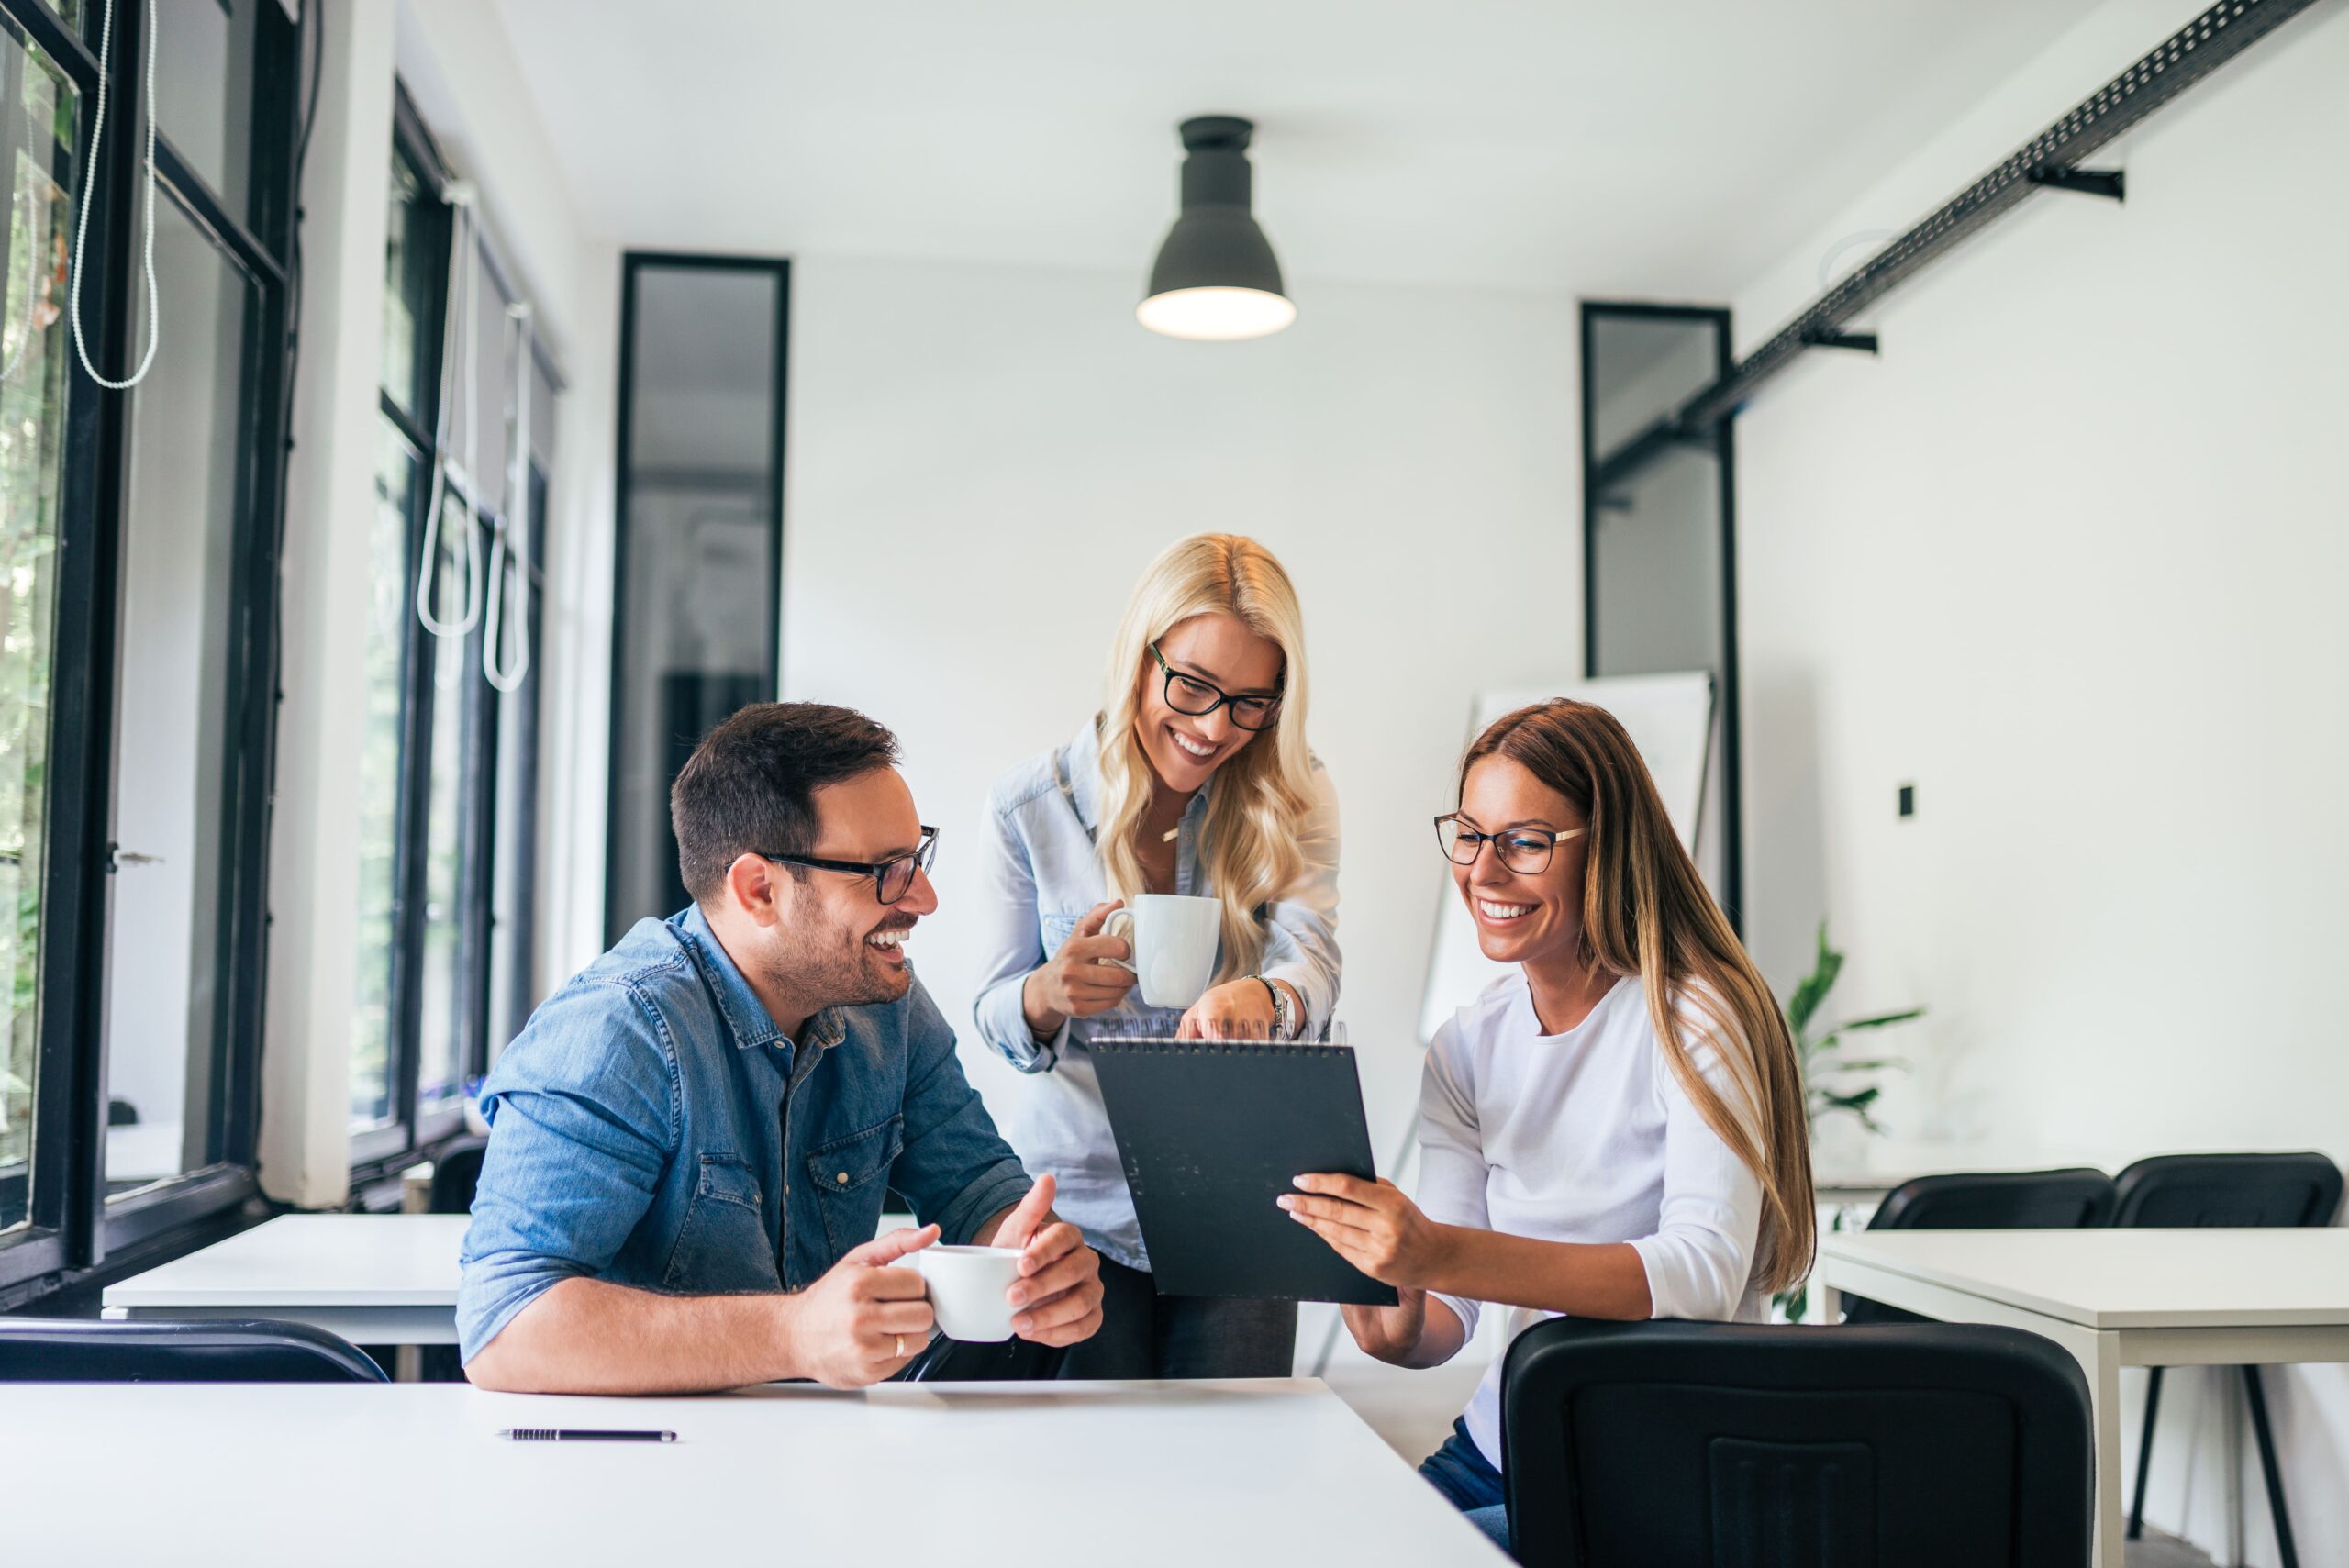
[671,702,901,905]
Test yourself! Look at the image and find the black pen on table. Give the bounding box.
[498,1428,677,1442]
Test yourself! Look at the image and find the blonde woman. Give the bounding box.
[1286,700,1812,1550]
[972,533,1340,1379]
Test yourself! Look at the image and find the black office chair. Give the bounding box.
[427,1137,490,1214]
[2116,1151,2343,1568]
[1502,1318,2091,1567]
[0,1318,388,1382]
[1842,1167,2117,1324]
[896,1333,1066,1382]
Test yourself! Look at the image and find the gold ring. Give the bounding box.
[895,1334,905,1357]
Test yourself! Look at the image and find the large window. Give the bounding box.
[1581,302,1741,921]
[607,254,785,939]
[0,0,297,1294]
[351,92,552,1167]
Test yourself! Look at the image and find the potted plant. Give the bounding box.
[1776,921,1920,1320]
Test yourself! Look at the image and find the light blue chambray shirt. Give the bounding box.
[457,905,1032,1363]
[969,718,1341,1269]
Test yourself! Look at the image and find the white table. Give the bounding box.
[1816,1229,2349,1568]
[99,1209,934,1349]
[101,1214,469,1346]
[2,1378,1504,1566]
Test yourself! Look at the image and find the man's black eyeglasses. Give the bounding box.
[1152,642,1283,731]
[762,827,939,905]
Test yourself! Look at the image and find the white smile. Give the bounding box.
[1476,900,1534,922]
[866,929,910,950]
[1171,729,1217,760]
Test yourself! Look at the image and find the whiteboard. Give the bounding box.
[1415,672,1715,1043]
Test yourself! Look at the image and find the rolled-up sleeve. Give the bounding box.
[1629,1017,1766,1322]
[1258,760,1341,1038]
[1415,1019,1487,1349]
[895,980,1035,1244]
[456,983,677,1363]
[971,785,1062,1073]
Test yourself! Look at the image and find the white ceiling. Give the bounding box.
[492,0,2104,299]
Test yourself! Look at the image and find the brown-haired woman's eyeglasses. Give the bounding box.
[1433,814,1584,874]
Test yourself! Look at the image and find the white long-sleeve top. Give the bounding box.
[1419,968,1769,1469]
[969,717,1342,1269]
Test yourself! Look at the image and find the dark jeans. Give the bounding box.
[1420,1418,1510,1553]
[1056,1256,1297,1379]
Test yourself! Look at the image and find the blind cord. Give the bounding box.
[66,0,161,392]
[483,302,532,693]
[416,185,484,639]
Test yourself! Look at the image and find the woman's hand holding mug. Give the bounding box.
[1021,900,1137,1037]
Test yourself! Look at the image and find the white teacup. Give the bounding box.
[907,1243,1022,1342]
[1102,893,1221,1009]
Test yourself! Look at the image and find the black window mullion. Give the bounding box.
[459,608,496,1085]
[385,457,446,1140]
[47,0,151,1278]
[0,0,92,1292]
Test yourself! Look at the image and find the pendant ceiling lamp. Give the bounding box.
[1138,116,1295,341]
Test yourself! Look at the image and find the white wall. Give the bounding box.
[781,255,1580,1158]
[1729,0,2349,1559]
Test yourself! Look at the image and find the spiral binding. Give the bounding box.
[1088,1018,1350,1050]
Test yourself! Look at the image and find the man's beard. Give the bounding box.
[768,888,916,1016]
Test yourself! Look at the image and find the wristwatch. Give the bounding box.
[1257,976,1295,1040]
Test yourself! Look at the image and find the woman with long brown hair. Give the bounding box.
[1286,698,1812,1548]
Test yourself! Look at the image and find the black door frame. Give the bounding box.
[1579,299,1742,931]
[604,251,789,944]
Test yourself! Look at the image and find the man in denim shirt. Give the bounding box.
[461,703,1103,1392]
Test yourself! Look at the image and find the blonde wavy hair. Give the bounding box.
[1094,534,1317,985]
[1462,700,1817,1295]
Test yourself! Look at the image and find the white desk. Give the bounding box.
[1816,1229,2349,1568]
[99,1210,933,1349]
[101,1214,469,1346]
[2,1378,1503,1567]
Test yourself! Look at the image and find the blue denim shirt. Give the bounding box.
[456,905,1033,1363]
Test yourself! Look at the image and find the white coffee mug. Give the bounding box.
[907,1243,1022,1342]
[1102,893,1221,1009]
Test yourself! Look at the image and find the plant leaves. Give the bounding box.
[1839,1008,1924,1032]
[1785,921,1842,1039]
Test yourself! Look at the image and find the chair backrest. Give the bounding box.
[1869,1167,2117,1231]
[2111,1152,2343,1229]
[1842,1167,2116,1324]
[427,1138,490,1214]
[896,1333,1066,1383]
[1503,1318,2091,1568]
[0,1318,388,1383]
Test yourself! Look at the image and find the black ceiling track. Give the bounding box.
[1592,0,2321,497]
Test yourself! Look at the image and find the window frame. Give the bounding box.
[1578,299,1742,930]
[0,0,299,1295]
[604,250,789,945]
[349,86,553,1176]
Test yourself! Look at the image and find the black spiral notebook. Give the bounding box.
[1087,1034,1398,1307]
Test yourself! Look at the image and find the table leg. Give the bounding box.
[1816,1281,1842,1325]
[2223,1366,2244,1568]
[2082,1329,2124,1568]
